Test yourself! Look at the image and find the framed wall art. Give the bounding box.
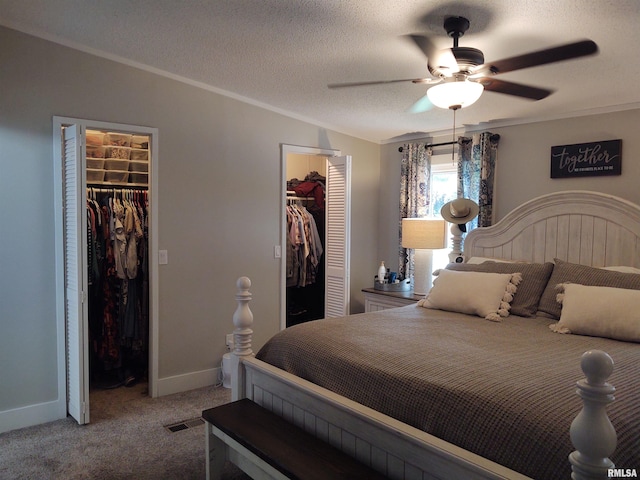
[550,139,621,178]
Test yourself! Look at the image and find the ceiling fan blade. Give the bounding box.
[408,94,433,113]
[473,40,598,76]
[328,78,425,89]
[408,34,459,74]
[476,77,553,100]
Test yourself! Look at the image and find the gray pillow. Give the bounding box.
[445,261,554,317]
[537,259,640,319]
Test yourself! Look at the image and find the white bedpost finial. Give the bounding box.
[231,277,253,401]
[448,223,464,263]
[233,276,253,357]
[569,350,617,480]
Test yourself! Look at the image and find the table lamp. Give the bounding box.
[401,218,448,295]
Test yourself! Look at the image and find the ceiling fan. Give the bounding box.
[328,16,598,112]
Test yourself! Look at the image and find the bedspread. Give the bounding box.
[256,305,640,480]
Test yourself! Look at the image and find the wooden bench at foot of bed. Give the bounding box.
[203,398,389,480]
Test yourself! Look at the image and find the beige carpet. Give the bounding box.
[0,383,251,479]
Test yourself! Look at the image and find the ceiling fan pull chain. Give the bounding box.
[451,107,457,164]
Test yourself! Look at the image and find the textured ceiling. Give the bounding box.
[1,0,639,143]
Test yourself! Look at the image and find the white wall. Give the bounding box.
[378,109,640,269]
[0,26,379,432]
[490,110,640,219]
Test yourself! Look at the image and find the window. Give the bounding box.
[428,155,457,270]
[429,164,457,218]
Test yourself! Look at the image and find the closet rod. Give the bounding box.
[87,186,148,198]
[398,141,457,152]
[287,196,314,201]
[87,184,148,190]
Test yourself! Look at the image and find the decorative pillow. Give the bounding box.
[445,261,553,317]
[466,256,519,264]
[538,259,640,319]
[418,269,521,322]
[602,266,640,274]
[549,283,640,342]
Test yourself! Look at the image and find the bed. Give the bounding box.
[224,190,640,480]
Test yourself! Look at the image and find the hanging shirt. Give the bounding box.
[113,199,128,280]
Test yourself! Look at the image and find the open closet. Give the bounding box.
[86,131,151,390]
[281,145,352,329]
[55,118,158,425]
[286,161,326,326]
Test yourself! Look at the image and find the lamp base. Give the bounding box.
[413,249,435,296]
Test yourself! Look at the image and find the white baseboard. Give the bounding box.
[0,368,223,432]
[156,367,222,397]
[0,398,66,434]
[0,369,223,432]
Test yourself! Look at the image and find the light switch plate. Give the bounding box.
[159,250,168,264]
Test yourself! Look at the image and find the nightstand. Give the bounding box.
[362,288,422,312]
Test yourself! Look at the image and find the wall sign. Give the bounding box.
[550,139,621,178]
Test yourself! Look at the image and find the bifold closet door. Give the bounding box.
[62,124,90,425]
[325,155,351,317]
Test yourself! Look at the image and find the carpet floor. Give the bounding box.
[0,383,251,479]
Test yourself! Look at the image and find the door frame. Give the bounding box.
[53,116,160,422]
[280,144,343,330]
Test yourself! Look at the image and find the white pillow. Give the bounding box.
[466,256,517,264]
[549,283,640,342]
[601,266,640,274]
[418,269,521,321]
[465,256,532,264]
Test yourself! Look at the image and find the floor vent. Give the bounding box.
[164,417,205,433]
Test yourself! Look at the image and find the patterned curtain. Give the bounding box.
[457,133,500,231]
[398,143,432,281]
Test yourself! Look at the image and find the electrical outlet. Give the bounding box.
[225,333,234,348]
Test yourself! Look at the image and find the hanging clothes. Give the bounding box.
[86,187,149,387]
[286,171,327,326]
[286,201,323,288]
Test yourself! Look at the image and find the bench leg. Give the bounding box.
[205,422,226,480]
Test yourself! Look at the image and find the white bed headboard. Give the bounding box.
[464,190,640,268]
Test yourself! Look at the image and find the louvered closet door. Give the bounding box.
[63,124,90,424]
[325,155,351,317]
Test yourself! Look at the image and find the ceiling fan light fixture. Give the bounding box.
[427,80,484,109]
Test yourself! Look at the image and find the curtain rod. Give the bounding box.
[398,141,457,152]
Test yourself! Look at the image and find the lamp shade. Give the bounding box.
[427,80,484,109]
[402,218,447,250]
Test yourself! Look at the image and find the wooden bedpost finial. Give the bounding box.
[233,276,253,357]
[569,350,617,480]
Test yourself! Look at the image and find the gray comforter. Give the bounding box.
[256,305,640,480]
